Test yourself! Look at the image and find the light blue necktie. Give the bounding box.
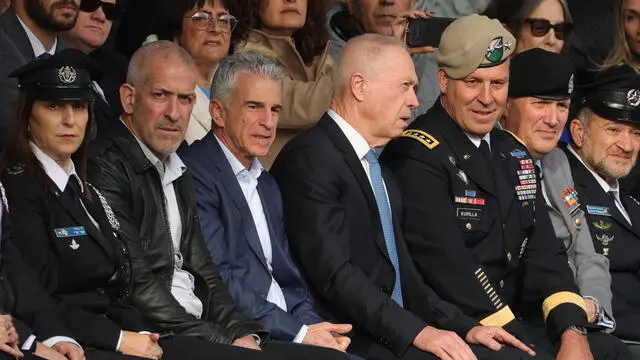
[364,150,404,307]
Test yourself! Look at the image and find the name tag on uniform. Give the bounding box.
[586,205,611,217]
[456,208,482,220]
[54,226,86,238]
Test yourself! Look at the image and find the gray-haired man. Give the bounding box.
[178,51,355,359]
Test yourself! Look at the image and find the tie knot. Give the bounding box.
[37,52,52,60]
[364,149,378,164]
[65,176,82,198]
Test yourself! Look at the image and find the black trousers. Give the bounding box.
[85,335,350,360]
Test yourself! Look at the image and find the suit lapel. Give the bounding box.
[439,112,496,196]
[318,115,390,260]
[621,193,640,236]
[493,131,517,216]
[1,10,33,60]
[207,135,269,269]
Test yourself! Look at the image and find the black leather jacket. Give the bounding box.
[87,122,268,344]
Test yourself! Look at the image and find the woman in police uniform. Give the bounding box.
[0,49,168,360]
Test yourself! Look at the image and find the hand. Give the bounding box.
[53,342,84,360]
[0,315,17,345]
[413,326,477,360]
[465,326,535,356]
[302,322,352,352]
[232,335,261,351]
[119,331,163,359]
[556,329,593,360]
[35,342,67,360]
[389,10,437,54]
[584,298,597,323]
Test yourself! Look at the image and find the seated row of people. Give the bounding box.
[1,11,640,360]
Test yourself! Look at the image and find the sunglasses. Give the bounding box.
[524,18,573,40]
[80,0,121,21]
[186,11,239,33]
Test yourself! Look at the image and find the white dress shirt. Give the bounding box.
[16,15,57,57]
[134,138,204,319]
[567,145,632,225]
[328,110,392,208]
[215,136,308,343]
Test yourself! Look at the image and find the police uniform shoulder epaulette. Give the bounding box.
[502,129,527,147]
[401,129,440,150]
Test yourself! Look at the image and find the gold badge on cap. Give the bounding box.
[486,37,511,64]
[57,66,77,84]
[627,89,640,107]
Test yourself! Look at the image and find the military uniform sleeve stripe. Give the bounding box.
[542,291,586,321]
[480,306,516,327]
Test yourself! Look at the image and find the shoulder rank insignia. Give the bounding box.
[503,129,527,147]
[6,164,24,175]
[402,129,439,150]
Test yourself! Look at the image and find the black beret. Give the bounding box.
[579,65,640,125]
[509,48,574,100]
[9,49,101,101]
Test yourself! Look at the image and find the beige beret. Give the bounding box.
[437,14,516,79]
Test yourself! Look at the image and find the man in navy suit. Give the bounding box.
[178,51,354,357]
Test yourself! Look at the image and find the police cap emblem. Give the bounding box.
[57,66,77,84]
[626,89,640,107]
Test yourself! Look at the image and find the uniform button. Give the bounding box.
[97,288,105,295]
[575,218,581,226]
[499,280,505,288]
[506,252,512,262]
[466,223,472,230]
[113,232,118,238]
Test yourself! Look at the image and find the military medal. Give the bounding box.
[515,159,537,201]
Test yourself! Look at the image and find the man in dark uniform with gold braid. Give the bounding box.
[381,14,629,360]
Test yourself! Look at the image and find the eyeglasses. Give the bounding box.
[80,0,121,21]
[524,18,573,40]
[186,11,238,33]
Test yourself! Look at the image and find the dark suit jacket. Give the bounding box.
[270,114,478,359]
[0,165,146,350]
[179,133,323,341]
[89,47,128,139]
[0,9,69,146]
[565,146,640,341]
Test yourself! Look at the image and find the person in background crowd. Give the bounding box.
[502,48,616,333]
[272,33,536,360]
[564,67,640,359]
[0,0,78,149]
[88,40,347,360]
[599,0,640,71]
[381,14,629,360]
[157,0,238,145]
[233,0,333,169]
[327,0,488,120]
[483,0,573,54]
[179,51,355,359]
[62,0,128,137]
